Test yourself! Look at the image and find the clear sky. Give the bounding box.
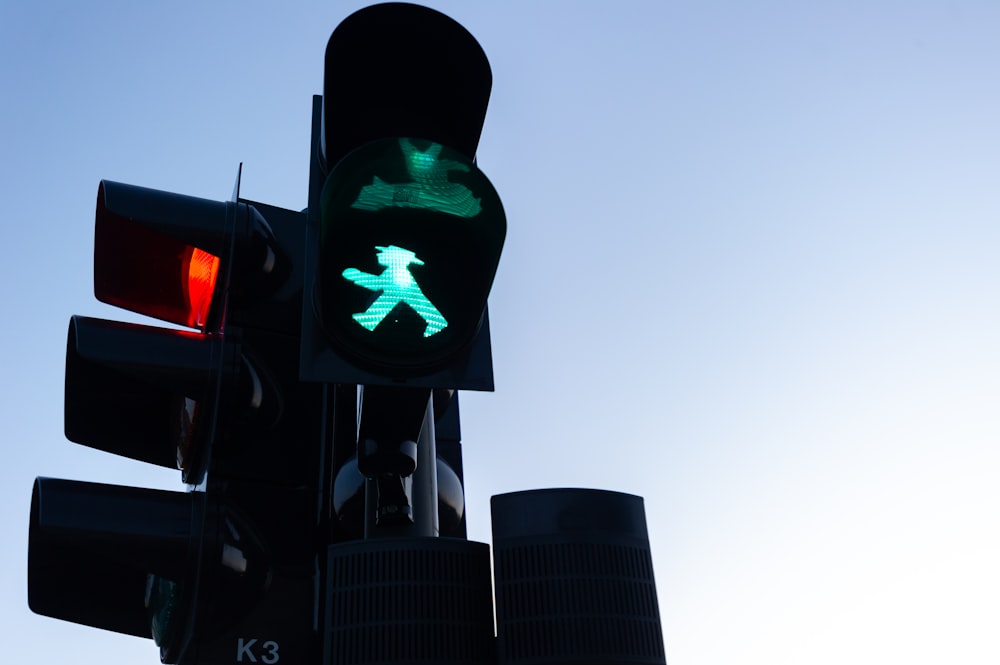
[2,1,999,664]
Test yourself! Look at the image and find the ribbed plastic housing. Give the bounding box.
[323,538,495,665]
[491,489,666,665]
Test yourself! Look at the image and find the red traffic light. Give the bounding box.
[95,181,229,330]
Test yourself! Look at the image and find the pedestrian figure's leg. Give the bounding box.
[353,293,401,331]
[409,293,448,337]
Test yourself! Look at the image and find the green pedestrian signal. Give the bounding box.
[316,137,505,376]
[342,245,448,337]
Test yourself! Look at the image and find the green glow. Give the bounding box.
[342,245,447,337]
[351,139,481,218]
[146,575,180,648]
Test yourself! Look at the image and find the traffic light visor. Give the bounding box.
[321,2,491,169]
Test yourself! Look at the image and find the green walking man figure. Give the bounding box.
[342,245,448,338]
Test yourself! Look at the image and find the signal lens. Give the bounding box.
[184,247,221,329]
[317,137,505,372]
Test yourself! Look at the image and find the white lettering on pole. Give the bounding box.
[262,641,280,664]
[236,638,279,664]
[237,638,258,663]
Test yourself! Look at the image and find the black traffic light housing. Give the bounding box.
[28,478,272,663]
[31,165,321,665]
[320,2,491,170]
[64,316,235,475]
[300,3,503,391]
[28,478,207,642]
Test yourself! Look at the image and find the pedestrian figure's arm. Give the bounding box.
[342,268,382,290]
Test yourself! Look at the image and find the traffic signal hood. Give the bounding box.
[320,2,491,169]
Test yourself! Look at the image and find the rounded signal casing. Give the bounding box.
[316,137,505,376]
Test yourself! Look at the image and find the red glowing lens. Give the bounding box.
[184,247,221,329]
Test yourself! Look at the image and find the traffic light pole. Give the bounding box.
[362,395,439,538]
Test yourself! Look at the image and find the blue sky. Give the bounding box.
[2,1,999,664]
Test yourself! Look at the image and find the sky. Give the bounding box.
[2,1,999,664]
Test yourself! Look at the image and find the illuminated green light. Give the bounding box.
[342,245,448,337]
[317,136,506,372]
[351,139,482,218]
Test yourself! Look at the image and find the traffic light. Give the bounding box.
[29,170,321,665]
[317,137,505,377]
[300,1,503,392]
[65,179,304,483]
[293,3,504,547]
[303,5,505,664]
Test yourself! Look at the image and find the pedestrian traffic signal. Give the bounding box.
[300,2,502,391]
[316,137,505,375]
